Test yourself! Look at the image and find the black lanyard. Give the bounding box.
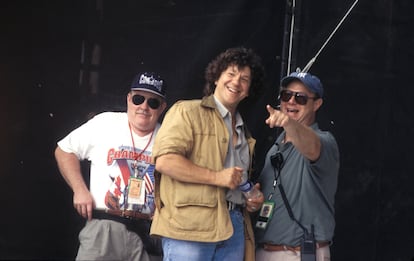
[267,152,283,200]
[269,143,310,235]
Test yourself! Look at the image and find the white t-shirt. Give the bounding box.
[57,112,159,214]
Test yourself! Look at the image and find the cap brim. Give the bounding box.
[281,76,303,88]
[131,86,165,99]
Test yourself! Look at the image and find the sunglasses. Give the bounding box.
[279,90,318,105]
[132,94,161,109]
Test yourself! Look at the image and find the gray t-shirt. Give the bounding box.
[255,123,339,246]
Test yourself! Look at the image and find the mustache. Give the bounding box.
[135,109,151,116]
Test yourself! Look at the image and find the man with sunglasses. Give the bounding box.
[150,47,265,261]
[54,72,167,261]
[254,72,339,261]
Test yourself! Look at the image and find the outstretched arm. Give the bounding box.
[265,105,321,161]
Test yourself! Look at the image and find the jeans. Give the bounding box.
[162,209,245,261]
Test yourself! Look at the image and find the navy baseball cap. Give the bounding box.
[131,72,166,99]
[281,72,324,98]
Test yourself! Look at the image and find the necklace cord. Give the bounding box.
[128,123,154,161]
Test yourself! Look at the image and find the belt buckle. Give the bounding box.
[121,210,142,220]
[227,201,238,211]
[227,201,233,211]
[121,210,136,219]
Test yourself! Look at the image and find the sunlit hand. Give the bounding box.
[73,189,95,221]
[216,167,243,190]
[245,183,264,212]
[265,105,290,128]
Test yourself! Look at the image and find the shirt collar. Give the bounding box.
[213,95,244,128]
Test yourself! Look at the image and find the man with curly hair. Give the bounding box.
[150,47,265,261]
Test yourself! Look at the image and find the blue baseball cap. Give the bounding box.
[281,72,324,98]
[131,72,166,99]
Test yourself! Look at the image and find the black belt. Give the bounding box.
[227,201,243,211]
[100,208,152,220]
[93,210,135,226]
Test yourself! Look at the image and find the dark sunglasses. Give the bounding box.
[279,90,318,105]
[132,94,161,109]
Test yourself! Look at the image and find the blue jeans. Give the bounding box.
[162,209,245,261]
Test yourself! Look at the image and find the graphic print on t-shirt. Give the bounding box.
[104,145,155,215]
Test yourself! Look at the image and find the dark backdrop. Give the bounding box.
[1,0,413,260]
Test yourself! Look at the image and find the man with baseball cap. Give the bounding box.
[55,71,167,261]
[254,72,340,261]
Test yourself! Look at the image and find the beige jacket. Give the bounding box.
[151,95,256,260]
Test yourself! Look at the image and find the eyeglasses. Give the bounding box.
[132,94,161,110]
[279,90,318,105]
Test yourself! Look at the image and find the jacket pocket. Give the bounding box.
[173,183,218,207]
[170,182,219,232]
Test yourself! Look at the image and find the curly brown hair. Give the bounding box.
[204,47,265,101]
